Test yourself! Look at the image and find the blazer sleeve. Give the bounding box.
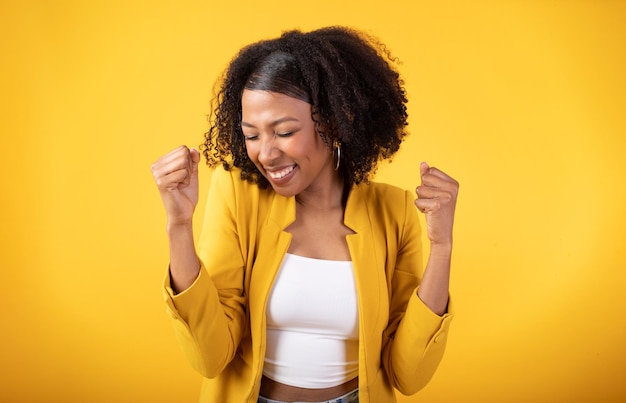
[162,167,248,379]
[382,190,454,395]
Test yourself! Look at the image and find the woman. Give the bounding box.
[151,26,458,403]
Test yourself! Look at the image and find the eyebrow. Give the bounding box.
[241,116,300,129]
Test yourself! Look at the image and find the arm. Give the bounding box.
[383,163,459,394]
[415,162,459,315]
[152,148,247,378]
[151,146,201,293]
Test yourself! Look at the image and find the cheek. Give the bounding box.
[244,143,264,172]
[310,136,331,161]
[298,130,328,159]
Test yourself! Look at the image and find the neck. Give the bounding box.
[295,173,345,211]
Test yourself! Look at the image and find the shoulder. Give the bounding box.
[347,180,418,231]
[347,180,421,251]
[204,166,295,234]
[209,165,250,188]
[204,166,275,214]
[353,180,413,207]
[208,165,270,197]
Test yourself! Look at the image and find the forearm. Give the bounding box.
[417,243,451,316]
[167,222,201,294]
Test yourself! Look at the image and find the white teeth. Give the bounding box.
[268,165,295,180]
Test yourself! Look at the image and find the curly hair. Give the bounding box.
[201,26,409,188]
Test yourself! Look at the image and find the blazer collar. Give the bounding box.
[266,191,296,230]
[343,183,372,234]
[265,183,371,234]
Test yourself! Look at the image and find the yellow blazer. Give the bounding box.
[163,167,454,403]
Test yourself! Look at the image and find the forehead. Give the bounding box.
[241,89,312,121]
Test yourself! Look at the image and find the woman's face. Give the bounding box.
[241,89,336,198]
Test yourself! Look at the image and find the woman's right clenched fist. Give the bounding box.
[151,146,200,226]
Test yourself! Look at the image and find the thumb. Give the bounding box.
[420,161,429,178]
[190,148,201,165]
[189,148,201,173]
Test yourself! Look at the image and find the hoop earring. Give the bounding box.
[333,139,341,171]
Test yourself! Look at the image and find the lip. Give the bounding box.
[264,164,297,185]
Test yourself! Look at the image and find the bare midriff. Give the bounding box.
[259,375,358,402]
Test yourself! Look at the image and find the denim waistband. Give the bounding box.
[257,388,358,403]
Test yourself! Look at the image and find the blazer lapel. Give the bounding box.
[248,192,295,335]
[344,185,385,341]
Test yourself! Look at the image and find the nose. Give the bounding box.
[257,135,279,166]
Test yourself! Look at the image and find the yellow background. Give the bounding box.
[1,0,625,402]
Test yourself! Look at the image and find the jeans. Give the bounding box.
[257,388,359,403]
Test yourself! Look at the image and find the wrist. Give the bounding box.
[166,221,194,237]
[429,241,453,257]
[166,217,193,228]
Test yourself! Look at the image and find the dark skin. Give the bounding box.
[151,91,458,401]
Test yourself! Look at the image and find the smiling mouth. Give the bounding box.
[267,165,295,180]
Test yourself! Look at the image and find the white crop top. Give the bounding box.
[263,253,359,389]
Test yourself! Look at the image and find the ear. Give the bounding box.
[312,106,333,144]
